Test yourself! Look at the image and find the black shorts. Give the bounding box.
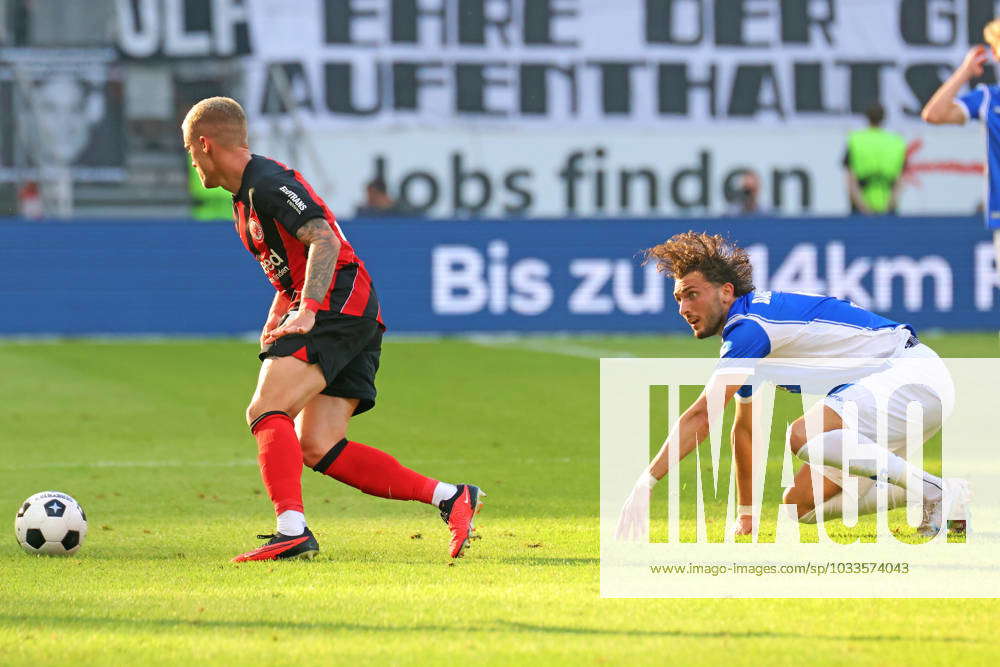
[259,313,383,416]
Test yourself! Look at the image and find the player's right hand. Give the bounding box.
[264,308,316,343]
[260,318,281,350]
[960,45,989,78]
[615,473,655,541]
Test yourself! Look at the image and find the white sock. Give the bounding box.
[432,482,459,507]
[276,510,306,536]
[856,483,907,516]
[796,484,906,524]
[796,429,943,500]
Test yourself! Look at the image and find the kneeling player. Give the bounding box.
[617,232,970,540]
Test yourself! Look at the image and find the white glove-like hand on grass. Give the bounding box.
[615,471,657,541]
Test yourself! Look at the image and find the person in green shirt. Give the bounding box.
[189,160,234,221]
[843,104,908,215]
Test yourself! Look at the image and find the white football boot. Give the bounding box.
[918,478,972,538]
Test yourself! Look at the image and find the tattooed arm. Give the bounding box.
[295,218,342,306]
[262,218,341,344]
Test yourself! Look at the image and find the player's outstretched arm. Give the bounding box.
[922,46,987,124]
[263,218,342,343]
[616,377,744,541]
[731,399,754,536]
[647,376,745,479]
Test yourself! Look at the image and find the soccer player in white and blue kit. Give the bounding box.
[616,232,969,540]
[922,25,1000,286]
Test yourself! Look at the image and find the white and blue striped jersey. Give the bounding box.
[958,84,1000,230]
[717,291,914,399]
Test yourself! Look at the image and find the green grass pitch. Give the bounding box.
[1,333,998,665]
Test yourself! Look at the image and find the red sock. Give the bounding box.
[251,411,304,514]
[312,439,437,504]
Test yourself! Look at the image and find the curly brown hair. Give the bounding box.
[643,231,755,296]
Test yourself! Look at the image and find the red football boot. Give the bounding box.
[439,485,484,558]
[231,527,319,562]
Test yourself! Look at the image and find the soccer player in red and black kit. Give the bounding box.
[181,97,483,561]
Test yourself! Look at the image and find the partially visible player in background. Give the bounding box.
[921,21,1000,311]
[181,97,483,561]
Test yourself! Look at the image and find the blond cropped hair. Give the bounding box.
[182,96,248,148]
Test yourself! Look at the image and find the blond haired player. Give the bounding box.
[181,97,483,561]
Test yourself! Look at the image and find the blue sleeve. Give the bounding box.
[718,319,771,400]
[719,319,771,363]
[958,85,987,121]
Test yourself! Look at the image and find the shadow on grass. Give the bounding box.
[497,621,982,644]
[0,614,982,644]
[54,552,603,567]
[494,556,599,566]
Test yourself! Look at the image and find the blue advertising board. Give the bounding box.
[1,218,997,335]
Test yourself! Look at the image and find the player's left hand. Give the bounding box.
[732,514,753,536]
[615,473,655,541]
[263,309,316,343]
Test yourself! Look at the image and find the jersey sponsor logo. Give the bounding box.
[248,217,264,242]
[259,248,288,280]
[279,185,308,213]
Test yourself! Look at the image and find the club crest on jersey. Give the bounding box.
[248,217,264,242]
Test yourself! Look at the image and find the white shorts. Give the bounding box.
[819,342,955,492]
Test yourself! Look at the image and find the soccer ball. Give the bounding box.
[14,491,88,556]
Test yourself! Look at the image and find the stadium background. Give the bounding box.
[1,0,998,334]
[2,1,999,665]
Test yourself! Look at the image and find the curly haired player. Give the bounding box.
[181,97,483,561]
[615,232,969,540]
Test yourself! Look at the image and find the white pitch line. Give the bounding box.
[0,456,578,472]
[467,336,636,360]
[0,459,259,471]
[0,333,652,357]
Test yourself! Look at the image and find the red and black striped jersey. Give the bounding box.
[232,155,382,326]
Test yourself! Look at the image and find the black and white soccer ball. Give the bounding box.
[14,491,88,556]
